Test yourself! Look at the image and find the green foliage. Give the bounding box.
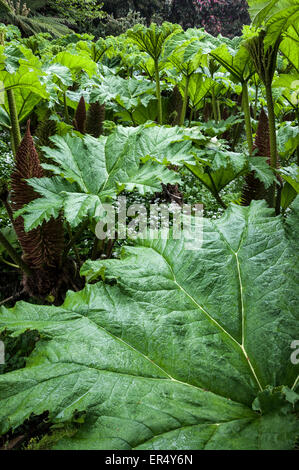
[88,75,158,120]
[0,136,13,193]
[25,424,78,450]
[210,39,255,83]
[0,201,298,449]
[0,330,37,374]
[277,122,299,159]
[0,6,298,450]
[15,126,192,229]
[185,144,275,198]
[278,164,299,193]
[248,0,299,48]
[127,22,182,62]
[48,0,106,34]
[98,10,146,37]
[194,115,244,137]
[0,0,73,37]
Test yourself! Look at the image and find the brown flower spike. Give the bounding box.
[73,96,87,134]
[10,121,65,298]
[241,108,274,206]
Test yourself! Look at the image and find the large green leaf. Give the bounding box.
[0,65,48,97]
[14,176,76,230]
[89,75,157,112]
[187,74,215,110]
[0,65,48,122]
[43,63,73,88]
[163,29,208,78]
[53,51,97,77]
[130,125,195,165]
[185,147,247,192]
[0,202,298,449]
[210,42,255,83]
[7,87,42,123]
[280,23,299,71]
[277,123,299,158]
[0,43,26,73]
[16,126,188,229]
[248,0,299,48]
[273,71,299,108]
[278,164,299,192]
[127,23,182,61]
[194,115,244,137]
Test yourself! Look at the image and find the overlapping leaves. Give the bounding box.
[185,144,276,193]
[15,125,196,230]
[248,0,299,48]
[0,201,298,449]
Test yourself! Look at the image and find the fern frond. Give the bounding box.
[0,0,73,37]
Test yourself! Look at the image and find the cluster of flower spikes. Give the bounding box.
[10,121,65,296]
[73,96,105,138]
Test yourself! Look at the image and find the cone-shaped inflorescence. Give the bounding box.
[73,96,87,134]
[168,85,183,126]
[86,101,106,138]
[11,121,65,297]
[241,108,272,206]
[35,117,58,166]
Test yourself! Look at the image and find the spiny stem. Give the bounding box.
[207,172,227,209]
[254,82,259,119]
[154,59,163,124]
[232,121,242,151]
[91,237,104,260]
[217,100,221,122]
[264,84,278,169]
[63,91,70,124]
[211,87,218,122]
[0,289,26,307]
[7,89,21,156]
[241,81,253,154]
[265,83,278,209]
[180,75,190,126]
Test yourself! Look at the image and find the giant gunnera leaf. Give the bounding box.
[15,125,191,230]
[0,201,298,450]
